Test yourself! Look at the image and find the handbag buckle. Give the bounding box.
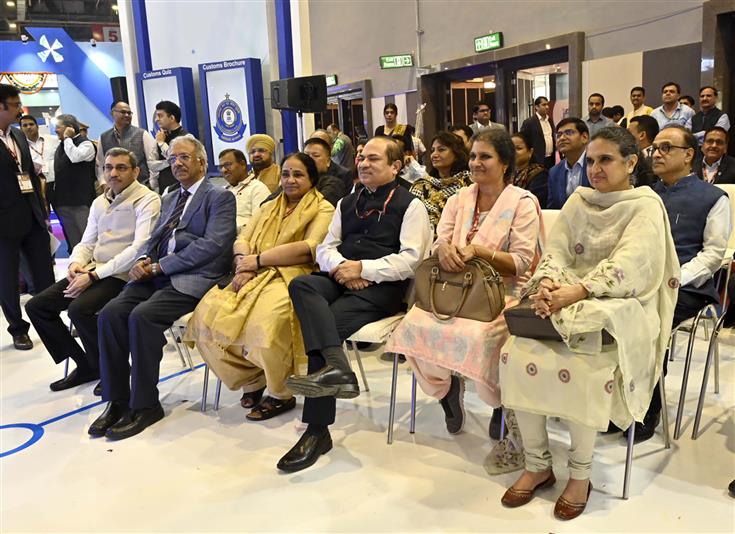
[441,281,447,291]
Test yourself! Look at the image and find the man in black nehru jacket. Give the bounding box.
[277,136,431,473]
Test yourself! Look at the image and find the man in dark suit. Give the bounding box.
[547,118,590,209]
[89,134,236,440]
[694,127,735,184]
[520,96,556,169]
[0,84,54,350]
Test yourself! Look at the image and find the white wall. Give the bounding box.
[582,52,643,117]
[308,0,705,97]
[144,0,275,139]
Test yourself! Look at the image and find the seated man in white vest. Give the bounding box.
[26,148,161,392]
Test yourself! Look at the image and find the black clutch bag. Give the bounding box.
[505,298,614,345]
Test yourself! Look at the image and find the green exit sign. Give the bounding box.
[379,54,414,69]
[326,74,338,87]
[474,32,504,53]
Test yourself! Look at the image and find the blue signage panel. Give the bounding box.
[135,67,199,139]
[198,58,265,175]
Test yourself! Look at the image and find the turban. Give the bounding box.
[246,134,276,154]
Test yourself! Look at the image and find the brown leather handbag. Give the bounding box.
[414,257,505,322]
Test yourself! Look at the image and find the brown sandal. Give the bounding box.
[554,482,593,520]
[240,387,266,409]
[246,396,296,421]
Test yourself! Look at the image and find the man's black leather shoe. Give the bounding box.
[12,334,33,350]
[88,401,128,437]
[626,411,661,444]
[277,431,333,473]
[49,368,99,392]
[93,381,102,396]
[439,375,465,434]
[286,366,360,399]
[105,403,164,440]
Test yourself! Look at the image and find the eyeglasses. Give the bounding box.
[113,109,133,116]
[703,138,726,146]
[218,162,234,170]
[651,142,690,155]
[168,153,193,165]
[555,129,578,138]
[103,164,132,173]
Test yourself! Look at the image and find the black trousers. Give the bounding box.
[648,289,713,417]
[97,277,198,410]
[25,276,126,370]
[289,274,392,427]
[0,223,54,337]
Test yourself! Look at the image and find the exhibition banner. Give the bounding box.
[199,58,265,175]
[135,67,199,137]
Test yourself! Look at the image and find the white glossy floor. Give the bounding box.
[1,266,734,532]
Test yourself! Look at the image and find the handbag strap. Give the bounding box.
[429,271,473,321]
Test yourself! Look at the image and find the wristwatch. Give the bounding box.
[151,263,159,276]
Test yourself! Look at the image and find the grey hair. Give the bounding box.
[104,147,138,168]
[170,133,208,167]
[56,114,81,134]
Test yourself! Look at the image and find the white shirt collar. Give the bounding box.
[536,112,548,122]
[182,176,205,196]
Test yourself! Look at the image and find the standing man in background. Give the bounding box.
[98,101,158,188]
[689,86,730,145]
[651,82,695,130]
[521,96,556,169]
[20,114,59,200]
[584,93,615,137]
[326,123,355,175]
[470,101,504,134]
[623,86,653,127]
[52,114,97,253]
[150,100,189,194]
[0,84,54,350]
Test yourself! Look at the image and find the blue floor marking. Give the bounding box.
[1,362,206,458]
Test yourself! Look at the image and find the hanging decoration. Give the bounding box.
[0,72,50,94]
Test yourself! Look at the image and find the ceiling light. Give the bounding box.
[484,81,496,89]
[545,43,551,50]
[9,22,17,29]
[7,1,16,6]
[112,4,119,11]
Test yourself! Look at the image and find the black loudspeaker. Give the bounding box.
[270,74,327,113]
[110,76,128,104]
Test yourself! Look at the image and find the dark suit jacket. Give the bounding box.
[634,156,658,188]
[694,155,735,184]
[0,127,47,238]
[547,158,589,209]
[520,115,555,166]
[328,160,354,193]
[145,178,236,298]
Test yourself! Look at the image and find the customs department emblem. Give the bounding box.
[214,93,246,142]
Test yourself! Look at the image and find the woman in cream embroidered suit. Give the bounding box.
[499,127,679,520]
[387,129,542,471]
[185,153,334,420]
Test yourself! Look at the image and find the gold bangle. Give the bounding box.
[491,250,497,262]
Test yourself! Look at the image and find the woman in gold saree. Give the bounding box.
[185,153,334,420]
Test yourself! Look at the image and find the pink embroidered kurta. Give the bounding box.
[386,184,542,406]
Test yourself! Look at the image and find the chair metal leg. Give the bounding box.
[669,329,678,361]
[179,326,194,370]
[660,372,671,449]
[350,341,370,392]
[674,308,708,439]
[214,378,222,410]
[409,372,417,434]
[691,314,725,439]
[623,423,635,500]
[499,409,506,441]
[170,327,187,368]
[713,333,720,394]
[387,353,400,444]
[63,358,70,379]
[200,364,210,412]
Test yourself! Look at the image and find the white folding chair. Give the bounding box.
[343,313,405,393]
